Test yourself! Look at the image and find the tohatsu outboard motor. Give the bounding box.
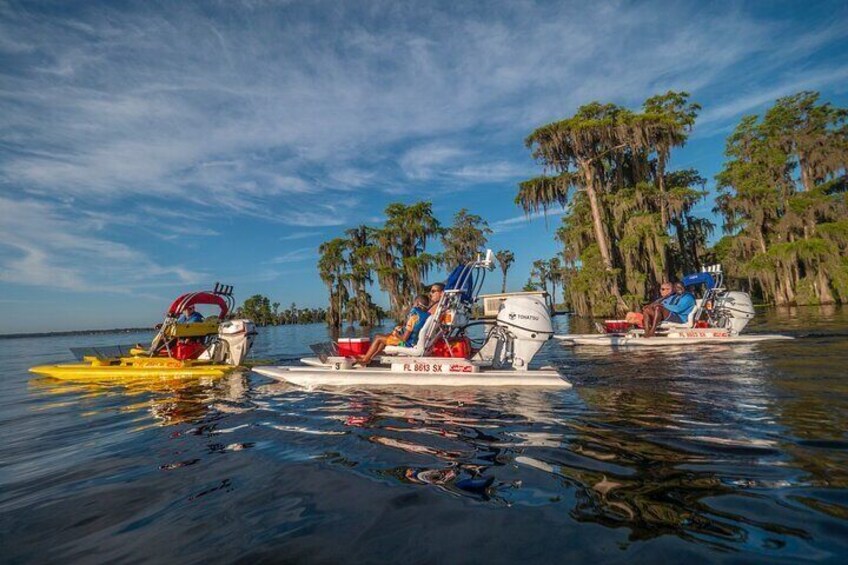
[201,319,257,365]
[476,296,554,371]
[712,291,755,335]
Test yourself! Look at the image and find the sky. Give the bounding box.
[1,0,847,333]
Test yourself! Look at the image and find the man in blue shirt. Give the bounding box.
[643,282,696,337]
[177,305,204,323]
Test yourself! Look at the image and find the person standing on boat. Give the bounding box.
[643,282,696,337]
[356,295,431,366]
[178,305,204,323]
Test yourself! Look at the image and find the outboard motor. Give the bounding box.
[712,291,755,335]
[205,319,257,365]
[478,296,553,371]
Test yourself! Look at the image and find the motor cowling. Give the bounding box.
[490,296,553,370]
[713,291,755,335]
[208,319,256,365]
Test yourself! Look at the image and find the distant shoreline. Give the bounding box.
[0,327,153,340]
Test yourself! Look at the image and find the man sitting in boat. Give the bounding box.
[643,282,696,337]
[625,281,673,327]
[427,283,445,316]
[356,295,431,366]
[177,305,204,323]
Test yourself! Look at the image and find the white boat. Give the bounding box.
[252,250,572,389]
[556,331,792,347]
[555,265,792,347]
[252,363,568,388]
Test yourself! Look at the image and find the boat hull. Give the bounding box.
[252,365,571,388]
[554,333,793,347]
[29,360,234,381]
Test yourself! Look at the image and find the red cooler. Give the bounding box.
[337,337,371,357]
[603,320,630,333]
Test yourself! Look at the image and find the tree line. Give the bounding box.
[234,296,329,326]
[518,90,846,316]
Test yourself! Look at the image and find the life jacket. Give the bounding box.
[405,307,430,347]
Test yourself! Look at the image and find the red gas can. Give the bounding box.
[337,337,371,357]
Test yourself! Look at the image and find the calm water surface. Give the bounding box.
[1,307,847,563]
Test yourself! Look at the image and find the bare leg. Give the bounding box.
[644,306,669,338]
[641,305,656,334]
[357,335,389,366]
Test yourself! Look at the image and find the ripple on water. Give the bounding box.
[2,311,848,561]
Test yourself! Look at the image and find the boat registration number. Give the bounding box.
[680,330,729,338]
[401,362,474,373]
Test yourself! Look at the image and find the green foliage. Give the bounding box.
[714,91,848,305]
[441,208,492,266]
[317,201,442,325]
[237,296,327,326]
[495,249,515,293]
[521,91,708,316]
[317,227,382,327]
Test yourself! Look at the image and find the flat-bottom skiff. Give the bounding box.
[253,251,572,390]
[253,357,570,388]
[556,265,792,348]
[555,330,792,347]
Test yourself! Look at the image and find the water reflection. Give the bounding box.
[253,340,830,553]
[28,370,252,427]
[6,308,847,561]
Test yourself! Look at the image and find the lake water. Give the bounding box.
[2,308,847,563]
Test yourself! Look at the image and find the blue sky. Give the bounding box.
[1,0,846,333]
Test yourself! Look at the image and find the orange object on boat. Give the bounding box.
[431,337,471,358]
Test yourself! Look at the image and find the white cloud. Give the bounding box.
[280,231,324,241]
[491,209,567,233]
[0,196,202,292]
[267,246,316,264]
[697,64,848,132]
[450,161,530,183]
[399,143,470,180]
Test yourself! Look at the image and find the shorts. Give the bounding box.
[385,334,403,346]
[664,312,685,323]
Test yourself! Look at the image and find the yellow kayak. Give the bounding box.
[29,355,236,382]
